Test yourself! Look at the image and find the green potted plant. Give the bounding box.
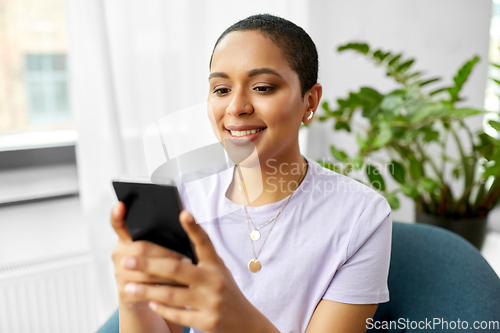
[317,42,500,249]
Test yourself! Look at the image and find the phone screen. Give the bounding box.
[112,180,197,264]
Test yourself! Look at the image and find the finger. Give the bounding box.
[118,268,158,285]
[116,270,166,302]
[124,283,199,309]
[111,202,132,241]
[148,302,199,329]
[128,241,190,259]
[179,210,220,264]
[125,256,204,286]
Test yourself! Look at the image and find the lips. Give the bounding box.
[229,128,264,137]
[224,125,266,144]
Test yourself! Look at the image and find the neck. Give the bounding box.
[226,149,307,207]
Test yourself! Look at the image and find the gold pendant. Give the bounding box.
[250,230,261,241]
[248,259,261,273]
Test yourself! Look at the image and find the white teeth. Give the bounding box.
[230,128,263,137]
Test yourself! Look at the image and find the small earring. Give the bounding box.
[307,111,313,120]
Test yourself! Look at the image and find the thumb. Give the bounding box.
[179,210,220,264]
[111,202,132,242]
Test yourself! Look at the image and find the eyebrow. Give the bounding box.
[208,72,229,80]
[208,68,283,80]
[248,68,283,78]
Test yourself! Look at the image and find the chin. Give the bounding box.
[228,145,261,169]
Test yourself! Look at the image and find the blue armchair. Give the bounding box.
[368,222,500,332]
[98,222,500,332]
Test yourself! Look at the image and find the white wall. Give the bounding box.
[306,0,492,223]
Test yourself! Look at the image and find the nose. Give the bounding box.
[226,87,253,117]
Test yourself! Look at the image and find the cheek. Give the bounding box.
[207,99,226,123]
[256,95,302,128]
[207,101,225,142]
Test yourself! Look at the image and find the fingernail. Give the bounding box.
[149,301,158,310]
[123,256,137,269]
[113,204,120,216]
[181,257,192,264]
[180,210,193,224]
[124,283,136,295]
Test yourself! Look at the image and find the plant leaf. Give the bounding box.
[484,161,500,178]
[373,121,393,148]
[366,164,386,191]
[422,130,440,142]
[356,132,367,150]
[396,59,415,72]
[386,193,400,210]
[410,103,446,123]
[351,155,364,170]
[429,87,450,96]
[447,55,480,103]
[420,177,439,193]
[330,145,348,162]
[389,161,406,184]
[419,78,440,87]
[388,54,402,66]
[492,78,500,86]
[359,87,384,102]
[321,101,330,112]
[448,108,486,118]
[334,121,351,132]
[373,50,390,62]
[338,43,370,54]
[381,93,404,113]
[408,71,424,79]
[489,120,500,132]
[402,182,419,198]
[409,157,423,179]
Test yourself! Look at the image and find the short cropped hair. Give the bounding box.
[210,14,318,97]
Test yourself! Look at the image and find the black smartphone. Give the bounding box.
[112,180,197,264]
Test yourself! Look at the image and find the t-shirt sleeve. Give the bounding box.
[322,194,392,304]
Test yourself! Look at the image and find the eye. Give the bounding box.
[254,86,275,93]
[213,88,230,96]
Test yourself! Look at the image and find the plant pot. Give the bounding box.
[415,211,488,250]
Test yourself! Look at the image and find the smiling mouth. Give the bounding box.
[229,128,265,137]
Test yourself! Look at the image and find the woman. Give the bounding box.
[110,14,392,333]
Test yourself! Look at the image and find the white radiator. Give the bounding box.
[0,251,101,333]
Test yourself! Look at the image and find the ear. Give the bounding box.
[302,83,323,125]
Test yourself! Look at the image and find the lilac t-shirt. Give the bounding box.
[178,158,392,333]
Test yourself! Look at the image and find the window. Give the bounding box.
[0,0,73,150]
[25,54,70,124]
[0,0,77,205]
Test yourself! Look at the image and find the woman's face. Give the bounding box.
[208,30,308,165]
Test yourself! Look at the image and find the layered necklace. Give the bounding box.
[236,158,308,273]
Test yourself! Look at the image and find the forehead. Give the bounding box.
[211,30,292,73]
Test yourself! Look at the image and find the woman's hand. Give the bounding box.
[121,210,279,333]
[110,202,189,312]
